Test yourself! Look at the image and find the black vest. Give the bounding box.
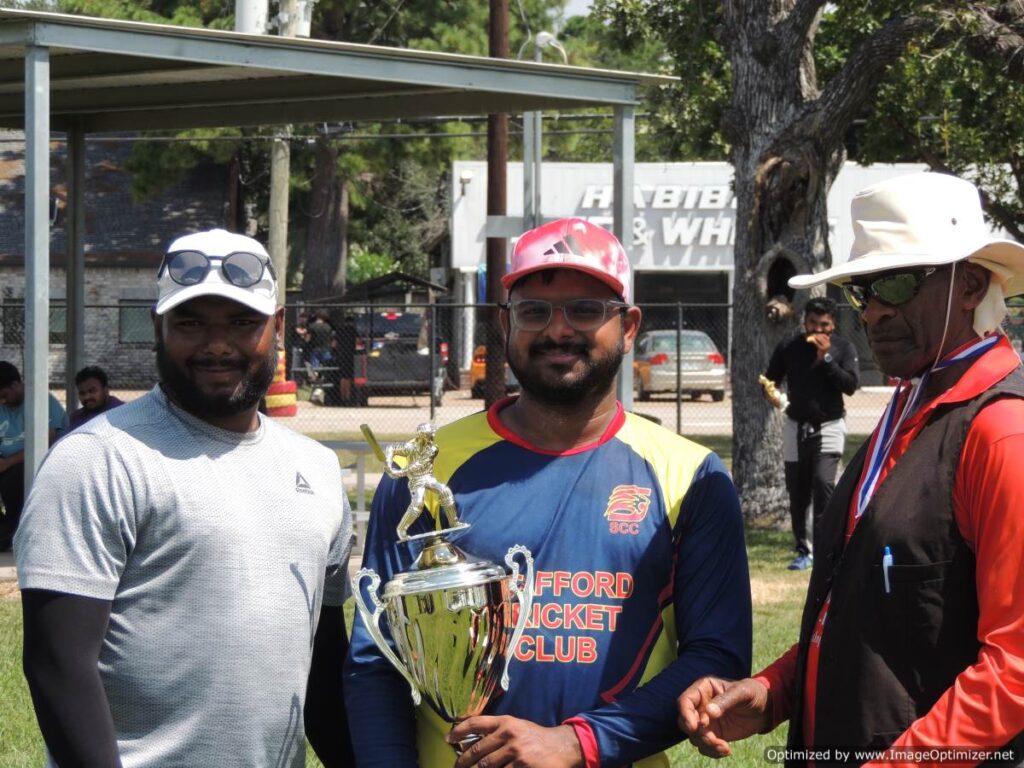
[785,367,1024,765]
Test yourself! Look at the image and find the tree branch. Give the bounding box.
[960,3,1024,83]
[779,0,829,59]
[810,14,937,149]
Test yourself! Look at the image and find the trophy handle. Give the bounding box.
[501,545,534,691]
[350,568,422,706]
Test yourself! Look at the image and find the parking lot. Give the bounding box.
[275,385,894,438]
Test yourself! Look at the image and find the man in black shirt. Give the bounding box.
[765,297,859,570]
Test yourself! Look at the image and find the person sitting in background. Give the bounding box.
[0,360,68,551]
[68,366,124,430]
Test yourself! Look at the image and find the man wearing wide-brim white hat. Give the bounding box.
[679,172,1024,760]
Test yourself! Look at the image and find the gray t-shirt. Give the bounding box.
[15,387,352,768]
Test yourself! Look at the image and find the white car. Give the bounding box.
[633,329,727,402]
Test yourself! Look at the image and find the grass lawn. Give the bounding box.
[0,528,808,768]
[685,434,870,469]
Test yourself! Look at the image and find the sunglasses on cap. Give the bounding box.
[502,298,629,332]
[159,250,276,288]
[841,268,937,312]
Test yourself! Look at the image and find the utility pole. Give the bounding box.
[484,0,508,408]
[234,0,268,235]
[268,0,299,304]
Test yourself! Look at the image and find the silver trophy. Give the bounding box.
[352,423,534,751]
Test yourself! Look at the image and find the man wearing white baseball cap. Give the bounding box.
[16,229,353,767]
[679,173,1024,762]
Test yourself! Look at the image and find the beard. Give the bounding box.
[156,338,277,421]
[507,334,624,407]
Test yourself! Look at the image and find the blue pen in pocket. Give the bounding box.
[882,546,894,594]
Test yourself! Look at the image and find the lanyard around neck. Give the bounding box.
[855,334,1000,519]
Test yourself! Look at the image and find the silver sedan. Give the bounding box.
[633,329,727,402]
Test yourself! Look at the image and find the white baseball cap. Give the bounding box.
[155,229,277,316]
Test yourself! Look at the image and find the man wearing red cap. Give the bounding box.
[347,218,752,767]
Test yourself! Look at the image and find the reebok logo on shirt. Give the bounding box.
[295,472,314,495]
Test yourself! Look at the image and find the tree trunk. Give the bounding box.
[731,148,842,522]
[726,1,840,523]
[301,138,348,302]
[724,2,934,522]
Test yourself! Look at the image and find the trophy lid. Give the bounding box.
[383,536,509,597]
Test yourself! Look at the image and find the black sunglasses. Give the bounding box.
[501,298,629,332]
[842,268,937,312]
[159,250,276,288]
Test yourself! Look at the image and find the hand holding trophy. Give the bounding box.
[352,422,535,754]
[758,374,789,411]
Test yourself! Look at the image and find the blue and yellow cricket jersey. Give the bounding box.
[345,400,752,767]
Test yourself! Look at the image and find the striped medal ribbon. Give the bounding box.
[855,333,1001,519]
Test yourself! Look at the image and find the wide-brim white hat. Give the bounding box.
[789,173,1024,297]
[156,228,277,316]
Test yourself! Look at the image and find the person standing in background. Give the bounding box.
[764,297,859,571]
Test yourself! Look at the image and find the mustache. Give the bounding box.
[528,340,589,356]
[868,332,905,343]
[188,358,247,370]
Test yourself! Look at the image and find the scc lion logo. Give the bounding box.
[604,484,652,535]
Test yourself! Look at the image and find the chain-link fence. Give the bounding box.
[0,301,901,440]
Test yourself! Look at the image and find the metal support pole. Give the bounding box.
[65,122,86,411]
[531,110,541,227]
[429,303,437,421]
[24,44,50,490]
[676,303,683,435]
[521,47,543,231]
[267,0,296,306]
[613,105,635,411]
[522,111,535,230]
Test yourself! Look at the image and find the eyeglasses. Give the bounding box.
[159,250,276,288]
[842,268,937,312]
[502,298,629,332]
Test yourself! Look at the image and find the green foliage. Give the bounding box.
[588,0,729,161]
[58,0,232,27]
[347,244,397,285]
[350,158,449,277]
[124,128,244,202]
[816,4,1024,234]
[596,1,1024,234]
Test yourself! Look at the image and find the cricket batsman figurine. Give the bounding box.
[365,422,467,541]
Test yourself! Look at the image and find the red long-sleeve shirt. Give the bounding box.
[756,336,1024,765]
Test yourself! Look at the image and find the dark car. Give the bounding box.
[350,311,448,406]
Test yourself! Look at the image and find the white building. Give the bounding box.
[448,160,927,372]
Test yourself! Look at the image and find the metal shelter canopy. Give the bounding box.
[0,9,668,130]
[2,8,673,488]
